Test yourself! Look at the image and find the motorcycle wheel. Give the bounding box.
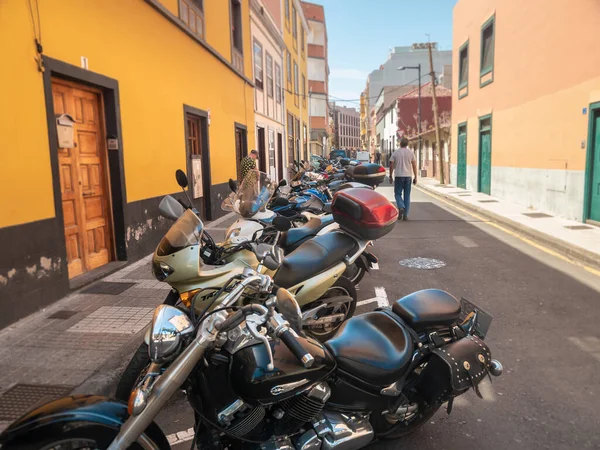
[372,396,441,440]
[302,276,356,342]
[114,291,178,402]
[343,262,365,285]
[114,342,150,403]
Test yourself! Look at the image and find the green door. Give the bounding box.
[457,124,467,188]
[478,116,492,195]
[589,112,600,222]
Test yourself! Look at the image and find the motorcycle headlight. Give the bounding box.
[152,261,175,281]
[149,305,195,364]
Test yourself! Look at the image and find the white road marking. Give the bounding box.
[166,428,195,446]
[371,262,379,270]
[358,287,389,308]
[453,235,479,248]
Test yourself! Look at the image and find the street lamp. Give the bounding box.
[398,64,422,171]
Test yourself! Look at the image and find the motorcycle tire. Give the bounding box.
[114,341,150,403]
[303,276,357,342]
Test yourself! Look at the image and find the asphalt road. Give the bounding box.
[157,187,600,449]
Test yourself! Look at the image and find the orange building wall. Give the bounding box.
[452,0,600,171]
[451,0,600,220]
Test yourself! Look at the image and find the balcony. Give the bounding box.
[232,48,244,74]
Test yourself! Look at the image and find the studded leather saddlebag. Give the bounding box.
[417,335,492,405]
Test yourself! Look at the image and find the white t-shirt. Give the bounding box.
[390,147,416,177]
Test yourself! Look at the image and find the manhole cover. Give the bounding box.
[0,384,73,421]
[81,281,136,295]
[399,257,446,269]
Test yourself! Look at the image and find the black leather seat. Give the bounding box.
[282,215,335,252]
[325,311,414,386]
[274,232,358,289]
[392,289,461,332]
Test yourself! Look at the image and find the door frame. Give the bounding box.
[183,105,212,220]
[277,132,284,181]
[457,121,468,188]
[478,113,493,194]
[42,56,127,267]
[583,101,600,223]
[256,126,267,173]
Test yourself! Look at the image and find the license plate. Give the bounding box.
[459,298,493,339]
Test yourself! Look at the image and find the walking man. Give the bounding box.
[389,138,417,221]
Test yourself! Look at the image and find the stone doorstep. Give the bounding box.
[418,184,600,271]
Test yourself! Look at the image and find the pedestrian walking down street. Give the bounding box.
[375,151,381,165]
[389,138,417,221]
[240,149,259,182]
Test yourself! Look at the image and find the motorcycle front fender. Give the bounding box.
[0,395,170,450]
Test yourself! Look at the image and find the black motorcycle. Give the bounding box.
[0,261,502,450]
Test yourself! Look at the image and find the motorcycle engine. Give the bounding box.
[217,382,331,440]
[274,382,331,435]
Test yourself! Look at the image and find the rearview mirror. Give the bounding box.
[229,178,238,193]
[158,195,186,221]
[278,179,287,187]
[272,216,292,232]
[175,169,189,188]
[276,288,302,333]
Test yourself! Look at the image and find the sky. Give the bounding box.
[315,0,458,108]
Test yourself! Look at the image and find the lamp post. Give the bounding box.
[398,64,422,170]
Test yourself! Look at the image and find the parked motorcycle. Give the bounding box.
[0,269,503,450]
[114,173,384,401]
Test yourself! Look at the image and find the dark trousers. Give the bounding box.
[394,177,412,216]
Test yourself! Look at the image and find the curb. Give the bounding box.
[418,184,600,272]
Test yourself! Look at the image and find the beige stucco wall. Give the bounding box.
[251,1,285,180]
[452,0,600,172]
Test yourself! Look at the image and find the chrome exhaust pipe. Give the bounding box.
[489,359,503,376]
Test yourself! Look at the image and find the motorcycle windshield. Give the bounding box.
[232,171,276,218]
[156,209,204,256]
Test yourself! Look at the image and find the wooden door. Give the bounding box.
[478,118,492,195]
[186,113,208,220]
[52,80,112,279]
[589,111,600,222]
[457,124,467,189]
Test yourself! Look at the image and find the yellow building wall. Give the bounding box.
[0,0,255,229]
[284,0,310,135]
[451,0,600,173]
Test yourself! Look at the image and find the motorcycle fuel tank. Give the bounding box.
[230,335,336,405]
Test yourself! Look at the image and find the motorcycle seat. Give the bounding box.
[392,289,461,332]
[282,215,335,252]
[325,311,414,386]
[274,231,358,289]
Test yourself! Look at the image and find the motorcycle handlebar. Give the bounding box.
[279,328,314,369]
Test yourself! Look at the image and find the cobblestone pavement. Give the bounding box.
[0,214,233,430]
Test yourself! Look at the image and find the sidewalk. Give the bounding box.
[417,178,600,271]
[0,213,236,429]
